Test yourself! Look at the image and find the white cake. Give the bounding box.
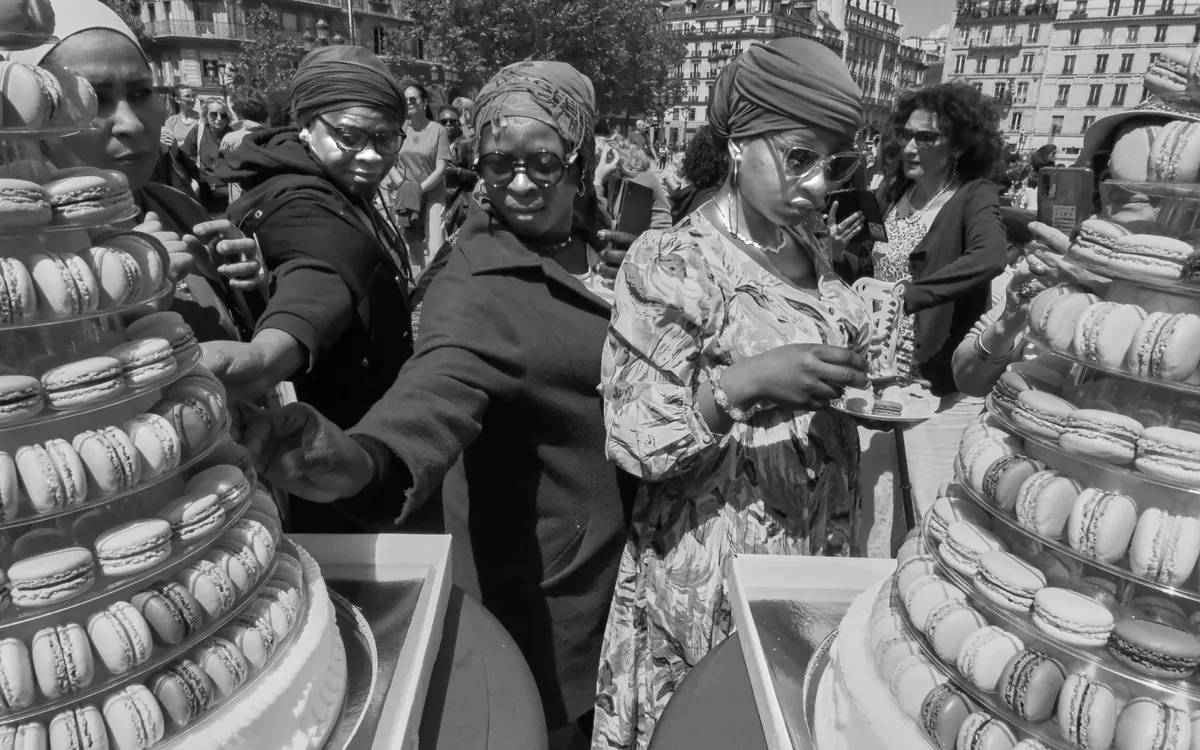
[162,543,347,750]
[813,579,936,750]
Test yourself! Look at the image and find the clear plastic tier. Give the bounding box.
[0,123,98,141]
[0,31,59,50]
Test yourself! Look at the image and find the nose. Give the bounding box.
[804,171,830,201]
[508,170,539,196]
[108,99,146,139]
[355,146,384,166]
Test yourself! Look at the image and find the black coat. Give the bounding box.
[348,206,638,727]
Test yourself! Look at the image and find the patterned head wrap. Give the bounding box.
[473,61,597,187]
[710,38,862,146]
[290,46,406,126]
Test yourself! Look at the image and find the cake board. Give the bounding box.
[728,556,895,750]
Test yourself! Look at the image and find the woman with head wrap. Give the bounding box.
[241,61,638,744]
[590,38,872,750]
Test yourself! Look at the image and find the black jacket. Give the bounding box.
[216,127,413,433]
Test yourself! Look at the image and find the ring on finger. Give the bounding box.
[1016,281,1041,300]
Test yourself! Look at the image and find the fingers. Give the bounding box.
[212,238,256,259]
[243,403,313,465]
[597,230,639,247]
[810,344,870,374]
[192,219,245,242]
[1028,221,1070,254]
[218,260,261,280]
[599,247,626,265]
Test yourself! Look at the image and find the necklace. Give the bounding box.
[714,200,786,253]
[901,179,954,225]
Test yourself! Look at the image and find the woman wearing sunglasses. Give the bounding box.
[386,83,450,272]
[241,61,639,748]
[591,38,872,750]
[838,82,1009,555]
[181,98,234,215]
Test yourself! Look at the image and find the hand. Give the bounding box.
[1027,221,1069,255]
[200,340,270,401]
[135,212,202,282]
[160,130,175,150]
[826,204,864,256]
[595,229,639,281]
[192,219,265,291]
[242,402,375,503]
[1004,258,1047,317]
[725,343,869,412]
[594,143,620,187]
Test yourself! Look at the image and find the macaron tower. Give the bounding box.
[0,13,346,750]
[803,48,1200,750]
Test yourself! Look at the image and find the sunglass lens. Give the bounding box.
[783,147,822,178]
[528,153,566,185]
[477,154,515,185]
[829,154,860,183]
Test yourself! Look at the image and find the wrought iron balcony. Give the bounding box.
[144,19,249,41]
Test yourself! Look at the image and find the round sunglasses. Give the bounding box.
[476,151,576,188]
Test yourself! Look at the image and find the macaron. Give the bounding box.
[1115,698,1192,750]
[1066,489,1137,563]
[943,521,1007,577]
[877,634,923,676]
[15,438,87,514]
[0,722,47,750]
[102,683,165,750]
[86,600,153,675]
[43,167,134,226]
[981,455,1044,513]
[27,251,98,318]
[121,413,181,479]
[0,375,43,426]
[126,311,199,364]
[1108,618,1200,679]
[30,622,93,699]
[251,588,298,637]
[131,580,202,647]
[1111,233,1193,281]
[991,371,1034,416]
[95,230,166,295]
[8,546,94,608]
[272,551,304,591]
[177,559,236,618]
[94,519,172,576]
[1126,311,1200,382]
[997,649,1066,723]
[1136,426,1200,484]
[974,550,1046,613]
[166,376,224,423]
[206,544,259,595]
[0,637,35,712]
[869,608,906,649]
[1057,673,1117,750]
[78,241,143,308]
[12,527,68,561]
[105,337,177,388]
[897,554,938,599]
[223,517,276,569]
[71,426,140,497]
[221,607,277,669]
[889,653,946,719]
[1059,409,1144,465]
[158,490,225,543]
[185,464,250,511]
[41,64,97,127]
[197,441,254,481]
[0,451,23,522]
[925,598,987,662]
[955,712,1017,750]
[1031,289,1099,350]
[191,637,247,700]
[0,178,50,227]
[149,658,213,729]
[1014,470,1081,539]
[1129,508,1200,585]
[1012,391,1076,442]
[151,397,215,456]
[49,705,106,750]
[919,683,973,750]
[1073,301,1146,368]
[962,438,1021,496]
[0,256,35,325]
[904,575,965,630]
[956,625,1023,692]
[39,356,124,410]
[1031,587,1114,648]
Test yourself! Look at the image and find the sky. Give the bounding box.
[898,0,956,37]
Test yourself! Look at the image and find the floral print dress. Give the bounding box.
[590,210,872,750]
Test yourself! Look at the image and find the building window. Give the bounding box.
[1052,115,1064,134]
[1133,0,1145,12]
[998,55,1010,73]
[1063,55,1076,74]
[1074,0,1086,11]
[1127,25,1139,41]
[1120,52,1135,71]
[1108,0,1120,14]
[1010,111,1023,130]
[1021,53,1035,72]
[1101,27,1113,43]
[980,27,992,42]
[1194,23,1200,42]
[1056,84,1071,105]
[1082,115,1096,132]
[1028,24,1039,42]
[1069,28,1081,44]
[973,82,983,92]
[1150,52,1159,64]
[1088,84,1103,104]
[1004,24,1017,41]
[281,11,298,32]
[1155,24,1167,41]
[994,82,1007,98]
[976,56,987,73]
[1095,54,1108,72]
[1161,0,1174,9]
[1016,81,1030,102]
[1113,82,1128,104]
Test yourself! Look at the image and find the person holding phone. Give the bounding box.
[591,38,872,749]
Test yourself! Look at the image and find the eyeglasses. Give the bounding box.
[894,128,945,149]
[769,137,861,185]
[316,115,404,156]
[476,151,576,188]
[207,112,229,121]
[439,118,460,127]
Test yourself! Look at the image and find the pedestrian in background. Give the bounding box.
[439,104,477,237]
[182,97,234,215]
[384,83,450,272]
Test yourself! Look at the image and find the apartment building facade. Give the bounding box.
[844,0,903,127]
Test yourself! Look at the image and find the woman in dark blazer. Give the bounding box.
[240,61,637,746]
[833,82,1009,553]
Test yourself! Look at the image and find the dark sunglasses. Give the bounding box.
[895,128,944,149]
[476,151,576,188]
[316,115,404,156]
[769,137,860,184]
[439,118,460,127]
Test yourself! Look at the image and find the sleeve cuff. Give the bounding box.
[333,435,415,525]
[257,312,318,372]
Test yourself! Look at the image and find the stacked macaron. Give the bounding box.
[43,167,134,226]
[0,60,99,129]
[0,0,56,48]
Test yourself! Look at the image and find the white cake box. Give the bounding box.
[728,555,896,750]
[295,533,452,750]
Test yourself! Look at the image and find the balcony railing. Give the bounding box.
[679,25,782,41]
[144,19,248,41]
[954,1,1057,21]
[968,35,1023,48]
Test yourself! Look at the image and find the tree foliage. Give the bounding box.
[233,6,309,97]
[99,0,147,42]
[392,0,685,115]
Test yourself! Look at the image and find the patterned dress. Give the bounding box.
[590,210,872,750]
[870,192,933,379]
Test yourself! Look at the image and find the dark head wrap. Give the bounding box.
[289,46,406,126]
[710,38,861,146]
[472,61,597,186]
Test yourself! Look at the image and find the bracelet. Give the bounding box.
[711,367,757,423]
[974,333,1016,364]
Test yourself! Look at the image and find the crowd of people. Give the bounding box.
[25,2,1103,748]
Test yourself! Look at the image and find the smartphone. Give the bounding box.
[830,188,888,243]
[1037,166,1093,234]
[613,179,655,237]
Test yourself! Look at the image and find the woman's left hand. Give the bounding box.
[135,211,201,283]
[192,219,265,291]
[595,229,639,280]
[1004,258,1047,318]
[826,203,864,257]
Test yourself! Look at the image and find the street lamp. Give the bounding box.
[315,18,329,45]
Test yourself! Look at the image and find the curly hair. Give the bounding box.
[607,134,652,178]
[681,125,728,189]
[882,82,1006,202]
